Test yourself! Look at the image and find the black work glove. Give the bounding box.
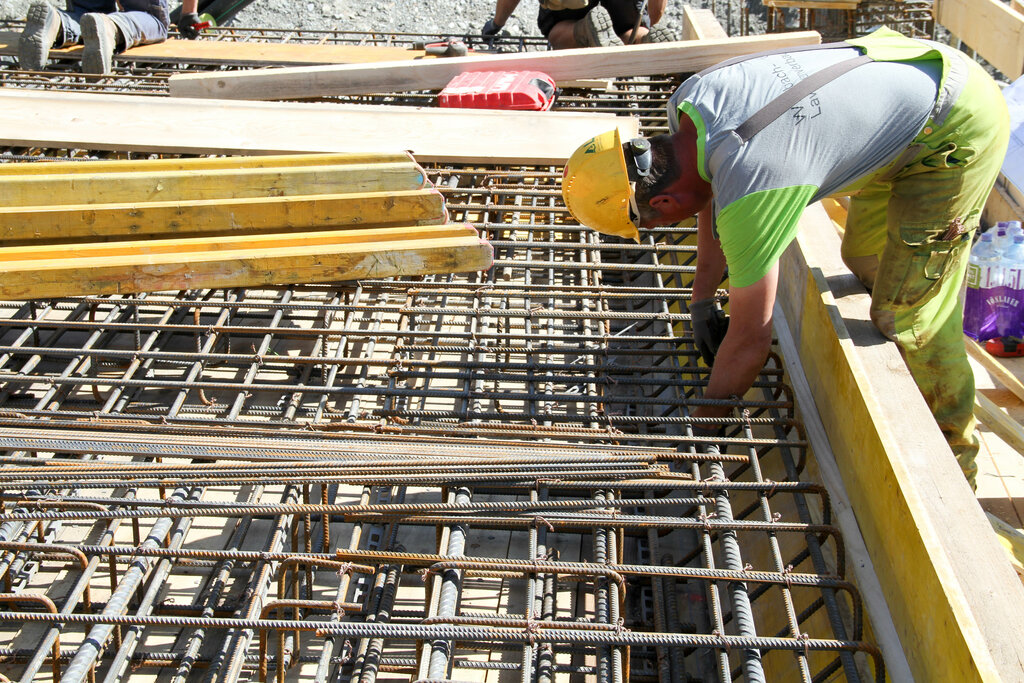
[482,18,504,36]
[690,298,729,367]
[178,12,202,39]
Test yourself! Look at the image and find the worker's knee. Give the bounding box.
[869,306,898,342]
[842,253,879,292]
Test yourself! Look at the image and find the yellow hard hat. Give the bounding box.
[561,129,641,242]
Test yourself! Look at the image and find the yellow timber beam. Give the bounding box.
[0,162,426,207]
[0,228,492,299]
[0,152,416,176]
[0,189,448,243]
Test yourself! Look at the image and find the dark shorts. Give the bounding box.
[536,0,650,37]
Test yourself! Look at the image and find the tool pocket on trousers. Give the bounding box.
[887,225,970,309]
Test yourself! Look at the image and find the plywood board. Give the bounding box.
[935,0,1024,79]
[0,88,639,165]
[0,30,435,65]
[167,32,822,100]
[777,202,1024,682]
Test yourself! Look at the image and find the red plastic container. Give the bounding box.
[439,71,557,111]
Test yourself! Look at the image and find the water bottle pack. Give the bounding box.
[964,220,1024,341]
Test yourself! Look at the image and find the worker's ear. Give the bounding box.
[648,193,684,222]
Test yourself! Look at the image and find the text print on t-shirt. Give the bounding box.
[770,53,822,124]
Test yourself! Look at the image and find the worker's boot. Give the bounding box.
[80,12,121,75]
[18,2,62,72]
[641,25,677,43]
[573,6,622,47]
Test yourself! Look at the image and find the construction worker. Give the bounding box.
[561,27,1010,489]
[18,0,198,74]
[482,0,674,48]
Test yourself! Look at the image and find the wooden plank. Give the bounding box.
[986,512,1024,579]
[166,32,822,101]
[985,174,1024,227]
[776,201,1024,682]
[0,189,448,243]
[0,162,425,207]
[935,0,1024,79]
[976,392,1024,455]
[0,231,493,299]
[967,338,1024,403]
[0,152,415,176]
[0,89,639,165]
[0,30,435,65]
[680,7,729,40]
[765,0,859,9]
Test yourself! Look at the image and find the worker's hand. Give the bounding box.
[178,11,202,39]
[482,18,504,36]
[689,298,729,367]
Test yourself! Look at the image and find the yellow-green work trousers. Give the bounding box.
[840,57,1010,489]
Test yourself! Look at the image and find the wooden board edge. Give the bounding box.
[777,201,1024,682]
[771,301,915,683]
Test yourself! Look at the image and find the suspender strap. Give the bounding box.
[734,54,874,142]
[695,41,854,78]
[706,52,874,172]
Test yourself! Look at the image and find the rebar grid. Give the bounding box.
[0,35,884,682]
[0,160,883,682]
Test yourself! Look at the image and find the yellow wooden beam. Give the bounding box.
[0,152,415,176]
[0,229,492,299]
[0,189,447,243]
[777,202,1024,682]
[0,224,479,261]
[0,162,426,207]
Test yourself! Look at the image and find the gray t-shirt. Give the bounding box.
[666,46,942,286]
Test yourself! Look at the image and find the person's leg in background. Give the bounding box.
[80,0,169,73]
[17,0,119,70]
[541,1,622,48]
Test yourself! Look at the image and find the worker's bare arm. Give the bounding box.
[181,0,199,14]
[692,206,727,301]
[493,0,523,27]
[648,0,667,25]
[692,264,777,419]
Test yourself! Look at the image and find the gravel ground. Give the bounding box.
[2,0,761,45]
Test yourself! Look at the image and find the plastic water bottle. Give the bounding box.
[964,232,1002,340]
[992,222,1011,254]
[996,234,1024,338]
[1008,221,1024,245]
